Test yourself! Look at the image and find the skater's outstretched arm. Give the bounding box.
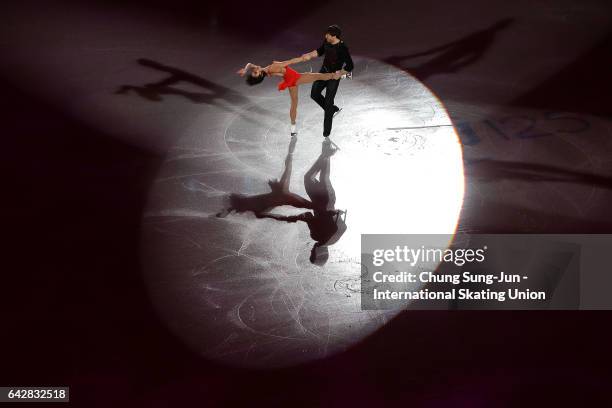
[301,42,325,61]
[272,56,308,68]
[300,50,319,61]
[237,62,283,77]
[237,63,258,76]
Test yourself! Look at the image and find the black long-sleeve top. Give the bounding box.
[316,41,354,73]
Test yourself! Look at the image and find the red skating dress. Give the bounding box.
[278,67,301,91]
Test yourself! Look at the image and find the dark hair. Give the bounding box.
[310,243,329,266]
[326,24,342,39]
[245,67,266,86]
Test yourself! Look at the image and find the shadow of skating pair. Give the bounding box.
[216,137,347,266]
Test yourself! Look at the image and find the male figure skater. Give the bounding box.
[301,25,354,137]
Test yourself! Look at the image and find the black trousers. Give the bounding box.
[310,78,340,136]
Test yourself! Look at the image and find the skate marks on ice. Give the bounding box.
[142,58,464,367]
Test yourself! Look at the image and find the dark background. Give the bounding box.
[2,0,612,406]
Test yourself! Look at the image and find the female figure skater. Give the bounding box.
[237,57,347,136]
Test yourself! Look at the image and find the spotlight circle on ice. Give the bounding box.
[141,57,465,368]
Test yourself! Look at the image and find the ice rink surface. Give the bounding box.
[141,59,463,367]
[3,0,612,403]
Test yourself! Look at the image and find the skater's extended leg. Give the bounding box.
[318,156,336,209]
[279,148,295,191]
[323,79,340,136]
[304,154,326,183]
[298,72,342,86]
[288,86,298,135]
[304,154,333,209]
